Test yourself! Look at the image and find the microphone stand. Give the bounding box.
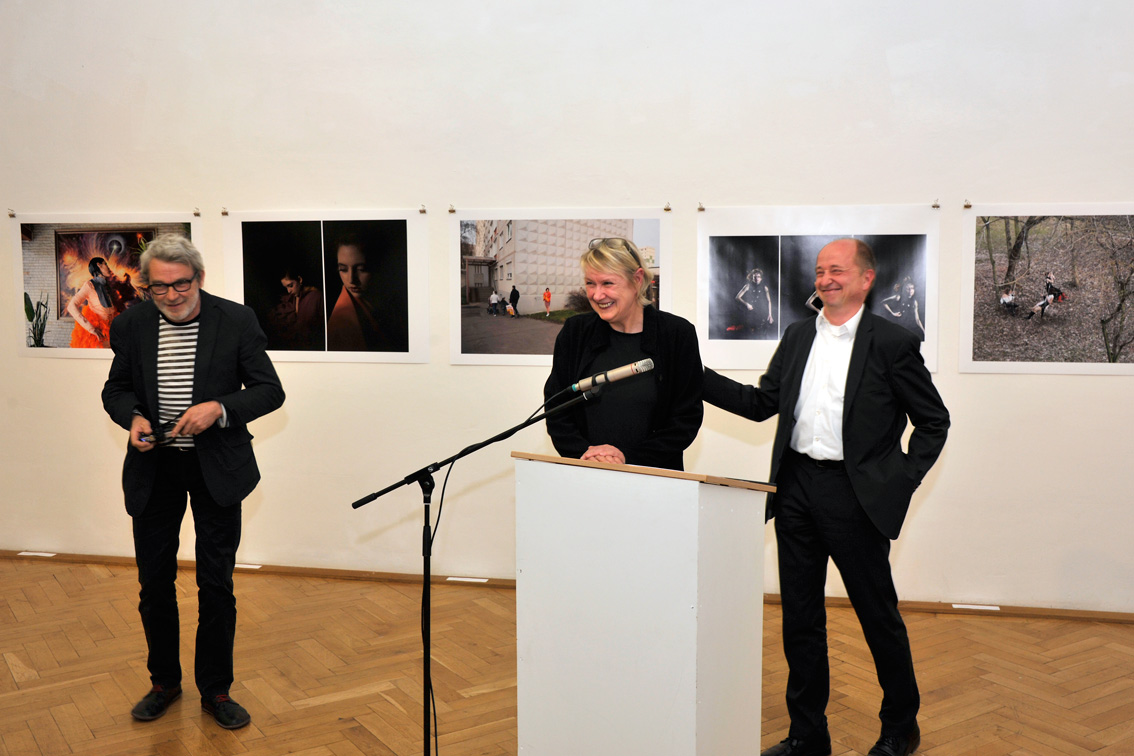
[351,386,601,756]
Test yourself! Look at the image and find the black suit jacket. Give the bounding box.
[102,291,285,516]
[704,309,949,539]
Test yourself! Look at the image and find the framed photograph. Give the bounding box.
[697,206,940,372]
[54,229,154,319]
[962,204,1134,373]
[450,209,670,366]
[222,210,428,363]
[14,213,200,356]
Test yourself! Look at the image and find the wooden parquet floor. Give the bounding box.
[3,556,1134,755]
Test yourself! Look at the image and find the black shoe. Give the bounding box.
[201,693,251,730]
[131,684,182,721]
[868,723,921,756]
[761,732,832,756]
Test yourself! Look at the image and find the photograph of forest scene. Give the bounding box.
[972,215,1134,364]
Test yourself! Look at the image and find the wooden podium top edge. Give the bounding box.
[511,451,775,493]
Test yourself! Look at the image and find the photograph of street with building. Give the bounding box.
[453,214,664,364]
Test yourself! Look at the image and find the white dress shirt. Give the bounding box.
[790,305,865,461]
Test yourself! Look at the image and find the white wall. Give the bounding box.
[3,1,1133,611]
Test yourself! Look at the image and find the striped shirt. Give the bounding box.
[157,314,200,448]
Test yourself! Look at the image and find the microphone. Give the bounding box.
[571,358,654,393]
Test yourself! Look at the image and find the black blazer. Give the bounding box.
[102,291,285,515]
[704,309,949,539]
[544,306,704,471]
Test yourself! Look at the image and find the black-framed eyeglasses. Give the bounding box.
[147,274,198,295]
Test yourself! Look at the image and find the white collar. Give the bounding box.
[816,304,865,338]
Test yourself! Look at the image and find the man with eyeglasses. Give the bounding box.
[102,234,284,730]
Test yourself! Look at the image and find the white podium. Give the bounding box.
[513,452,773,756]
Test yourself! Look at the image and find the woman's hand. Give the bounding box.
[581,444,626,465]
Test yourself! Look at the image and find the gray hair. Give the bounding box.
[139,234,205,286]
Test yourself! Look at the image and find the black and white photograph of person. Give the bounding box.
[708,236,779,340]
[881,277,925,336]
[778,234,842,330]
[697,206,939,372]
[861,234,928,341]
[765,233,927,340]
[324,219,409,353]
[970,214,1134,365]
[241,220,327,351]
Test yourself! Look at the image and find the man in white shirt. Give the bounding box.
[704,238,949,756]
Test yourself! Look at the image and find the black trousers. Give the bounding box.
[132,448,242,698]
[774,451,918,740]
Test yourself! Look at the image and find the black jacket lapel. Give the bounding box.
[141,305,160,418]
[784,321,817,412]
[843,309,873,422]
[192,291,219,404]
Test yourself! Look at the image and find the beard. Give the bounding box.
[154,290,202,323]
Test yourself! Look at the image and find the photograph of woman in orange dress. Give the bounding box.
[67,257,121,347]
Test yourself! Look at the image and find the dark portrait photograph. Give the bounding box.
[241,220,327,352]
[230,214,418,362]
[323,219,409,353]
[240,218,409,354]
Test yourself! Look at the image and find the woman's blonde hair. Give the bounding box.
[580,237,653,307]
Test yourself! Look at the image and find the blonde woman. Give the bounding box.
[543,237,702,471]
